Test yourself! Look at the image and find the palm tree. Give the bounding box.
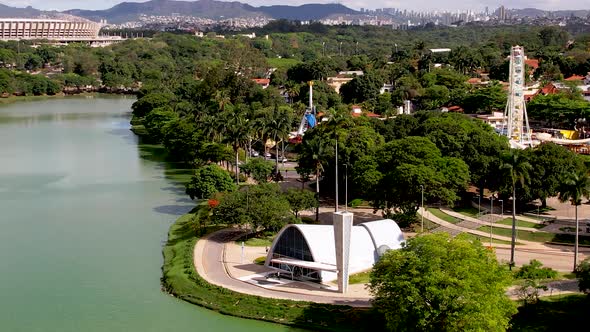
[301,137,326,221]
[558,170,590,271]
[264,106,294,173]
[500,149,532,269]
[221,109,250,185]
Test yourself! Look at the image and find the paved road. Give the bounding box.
[195,228,371,307]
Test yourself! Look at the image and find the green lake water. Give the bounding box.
[0,96,289,332]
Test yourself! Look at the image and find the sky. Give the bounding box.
[0,0,588,12]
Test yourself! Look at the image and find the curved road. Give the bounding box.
[195,229,372,307]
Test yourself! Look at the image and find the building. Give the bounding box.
[476,111,507,131]
[265,219,405,283]
[0,18,101,41]
[252,78,270,89]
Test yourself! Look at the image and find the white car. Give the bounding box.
[264,151,272,158]
[250,149,259,157]
[279,156,288,163]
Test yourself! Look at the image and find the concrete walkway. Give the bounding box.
[420,207,541,247]
[441,208,543,233]
[194,228,372,307]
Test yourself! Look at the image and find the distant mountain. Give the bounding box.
[62,0,358,24]
[257,4,357,21]
[0,3,42,18]
[510,7,589,18]
[65,0,261,23]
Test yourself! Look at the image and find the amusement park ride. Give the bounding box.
[289,81,317,143]
[503,46,590,151]
[503,46,533,149]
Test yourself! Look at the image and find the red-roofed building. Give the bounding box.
[540,83,559,95]
[350,105,380,118]
[565,75,585,82]
[252,78,270,89]
[446,105,464,113]
[525,59,539,70]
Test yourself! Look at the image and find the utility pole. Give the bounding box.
[490,195,494,247]
[420,185,424,233]
[335,138,338,212]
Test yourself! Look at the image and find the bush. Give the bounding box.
[515,259,558,280]
[240,158,274,183]
[575,258,590,294]
[185,164,236,200]
[300,216,316,224]
[348,198,364,208]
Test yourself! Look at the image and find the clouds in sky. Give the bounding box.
[1,0,588,11]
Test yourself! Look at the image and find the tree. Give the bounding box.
[221,108,250,185]
[131,92,176,118]
[500,149,533,269]
[286,189,318,218]
[185,164,236,200]
[529,143,585,208]
[558,170,590,271]
[339,70,384,104]
[212,184,294,232]
[527,92,590,128]
[575,258,590,294]
[449,46,483,75]
[367,137,469,225]
[144,106,178,142]
[369,233,516,332]
[297,136,328,221]
[240,158,274,183]
[460,81,507,114]
[263,106,293,171]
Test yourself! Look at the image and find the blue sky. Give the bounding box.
[1,0,587,12]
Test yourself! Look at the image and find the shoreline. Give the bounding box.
[160,208,377,331]
[0,91,136,105]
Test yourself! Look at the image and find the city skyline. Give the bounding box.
[1,0,588,13]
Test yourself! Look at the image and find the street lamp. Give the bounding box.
[420,185,424,233]
[339,41,343,56]
[322,41,326,56]
[490,195,494,247]
[478,194,481,217]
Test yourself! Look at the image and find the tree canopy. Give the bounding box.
[369,233,516,332]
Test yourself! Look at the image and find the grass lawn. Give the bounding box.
[413,216,439,232]
[496,218,545,229]
[236,236,274,247]
[422,217,439,231]
[477,225,554,242]
[477,225,590,245]
[427,208,460,224]
[162,204,380,331]
[267,57,301,70]
[452,206,480,217]
[460,233,514,245]
[254,256,266,265]
[510,294,590,331]
[349,271,372,285]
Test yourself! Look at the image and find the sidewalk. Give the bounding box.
[441,208,543,233]
[419,207,541,247]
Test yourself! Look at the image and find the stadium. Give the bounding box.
[0,18,102,41]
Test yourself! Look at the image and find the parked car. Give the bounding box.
[250,149,259,157]
[278,156,288,163]
[264,151,271,158]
